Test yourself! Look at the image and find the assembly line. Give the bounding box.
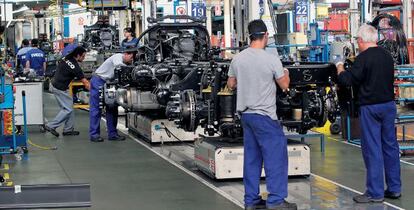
[0,0,414,209]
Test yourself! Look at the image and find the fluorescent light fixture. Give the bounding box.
[12,5,29,14]
[2,0,48,2]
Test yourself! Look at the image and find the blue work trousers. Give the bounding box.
[89,76,119,139]
[241,113,288,207]
[359,101,401,199]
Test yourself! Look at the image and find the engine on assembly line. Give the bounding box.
[165,61,340,136]
[111,16,212,113]
[110,15,341,137]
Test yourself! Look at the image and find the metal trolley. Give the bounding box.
[0,69,28,160]
[343,65,414,152]
[394,65,414,151]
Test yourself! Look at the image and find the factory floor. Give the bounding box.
[1,93,414,210]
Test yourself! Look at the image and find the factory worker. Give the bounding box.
[121,27,139,49]
[227,19,296,210]
[89,51,134,142]
[334,24,401,203]
[45,45,90,137]
[25,38,46,77]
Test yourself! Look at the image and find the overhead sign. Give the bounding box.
[191,3,206,17]
[176,6,187,15]
[295,0,308,16]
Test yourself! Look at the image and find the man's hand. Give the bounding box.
[81,78,91,91]
[227,77,237,90]
[332,54,345,67]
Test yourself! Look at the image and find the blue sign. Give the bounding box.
[191,3,206,17]
[295,0,308,16]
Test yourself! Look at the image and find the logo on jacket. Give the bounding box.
[65,60,75,69]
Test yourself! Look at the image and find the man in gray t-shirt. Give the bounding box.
[228,48,284,120]
[227,19,296,210]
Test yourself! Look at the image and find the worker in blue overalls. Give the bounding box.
[89,51,135,142]
[25,38,46,77]
[121,27,139,49]
[227,19,296,210]
[15,39,32,75]
[335,24,401,203]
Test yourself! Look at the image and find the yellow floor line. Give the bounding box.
[3,173,9,180]
[0,164,10,170]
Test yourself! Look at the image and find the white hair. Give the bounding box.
[357,24,378,43]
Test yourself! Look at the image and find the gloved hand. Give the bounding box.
[332,54,345,67]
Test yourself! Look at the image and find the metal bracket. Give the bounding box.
[0,184,91,209]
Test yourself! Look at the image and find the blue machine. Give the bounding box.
[308,23,330,62]
[267,23,330,62]
[0,68,28,156]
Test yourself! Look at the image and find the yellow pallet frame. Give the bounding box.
[69,81,89,109]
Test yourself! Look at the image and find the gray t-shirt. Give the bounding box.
[228,47,284,120]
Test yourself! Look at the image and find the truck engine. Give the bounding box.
[165,61,340,136]
[113,16,211,114]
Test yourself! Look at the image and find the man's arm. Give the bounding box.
[81,78,90,90]
[336,56,364,86]
[276,68,290,91]
[227,77,237,90]
[227,60,237,90]
[43,61,47,72]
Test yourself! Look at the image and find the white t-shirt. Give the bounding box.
[95,53,126,80]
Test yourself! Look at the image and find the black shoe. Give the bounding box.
[45,125,59,137]
[245,199,266,210]
[267,201,297,210]
[90,137,104,142]
[384,190,401,199]
[353,194,384,203]
[62,130,80,136]
[108,135,126,141]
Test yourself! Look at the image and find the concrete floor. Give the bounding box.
[1,93,414,210]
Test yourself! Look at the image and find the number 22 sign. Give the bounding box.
[295,0,308,16]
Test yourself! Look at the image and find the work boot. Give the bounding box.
[267,201,298,210]
[108,135,126,141]
[44,125,59,137]
[245,199,266,210]
[384,190,401,199]
[62,130,80,136]
[353,194,384,203]
[90,137,104,142]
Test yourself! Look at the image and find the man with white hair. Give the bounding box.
[334,24,401,203]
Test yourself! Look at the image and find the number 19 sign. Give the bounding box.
[192,2,206,18]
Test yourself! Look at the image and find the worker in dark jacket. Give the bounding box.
[44,45,90,137]
[334,24,401,203]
